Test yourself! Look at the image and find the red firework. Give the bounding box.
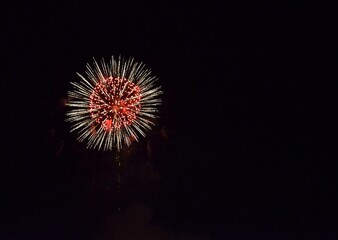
[66,56,162,151]
[89,77,141,131]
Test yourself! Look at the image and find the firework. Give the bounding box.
[66,56,162,151]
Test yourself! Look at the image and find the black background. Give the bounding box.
[2,1,338,239]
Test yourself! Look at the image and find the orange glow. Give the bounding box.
[104,119,112,130]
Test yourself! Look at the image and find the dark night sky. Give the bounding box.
[2,1,338,240]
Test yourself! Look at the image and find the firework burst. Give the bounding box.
[66,56,162,151]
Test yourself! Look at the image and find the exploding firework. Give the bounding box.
[66,56,162,151]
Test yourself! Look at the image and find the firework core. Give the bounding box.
[89,76,141,131]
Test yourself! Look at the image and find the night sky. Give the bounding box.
[2,1,337,240]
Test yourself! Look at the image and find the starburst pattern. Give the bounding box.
[66,56,162,151]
